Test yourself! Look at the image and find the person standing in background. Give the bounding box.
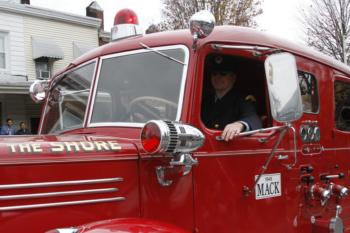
[16,122,31,135]
[1,118,16,135]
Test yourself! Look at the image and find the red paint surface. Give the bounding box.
[1,25,350,233]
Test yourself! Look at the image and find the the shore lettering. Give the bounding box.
[7,141,121,154]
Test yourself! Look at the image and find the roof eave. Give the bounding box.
[0,2,101,28]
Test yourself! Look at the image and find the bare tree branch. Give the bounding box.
[156,0,263,31]
[301,0,350,64]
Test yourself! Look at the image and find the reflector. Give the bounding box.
[114,9,139,25]
[141,122,161,153]
[111,8,143,41]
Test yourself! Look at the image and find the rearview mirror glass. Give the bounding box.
[265,53,303,123]
[189,10,215,39]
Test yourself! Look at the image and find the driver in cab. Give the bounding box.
[201,55,262,141]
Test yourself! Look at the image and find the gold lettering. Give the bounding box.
[19,144,32,153]
[50,142,65,152]
[8,144,17,153]
[80,142,95,151]
[64,142,80,152]
[32,144,43,153]
[107,141,121,151]
[94,141,109,151]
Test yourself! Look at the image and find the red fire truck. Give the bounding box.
[1,9,350,233]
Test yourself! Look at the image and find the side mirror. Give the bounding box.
[189,10,215,50]
[265,53,303,123]
[29,80,49,103]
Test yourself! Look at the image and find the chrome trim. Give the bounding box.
[212,44,272,51]
[141,120,205,154]
[0,188,118,201]
[190,10,215,50]
[0,156,138,165]
[0,177,123,190]
[170,153,198,176]
[89,122,145,128]
[87,45,189,127]
[215,125,285,140]
[56,228,79,233]
[83,59,99,128]
[194,148,302,157]
[155,166,173,187]
[0,197,125,211]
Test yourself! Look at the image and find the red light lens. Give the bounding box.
[114,9,139,25]
[141,122,161,153]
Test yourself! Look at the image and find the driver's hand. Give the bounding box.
[221,122,245,141]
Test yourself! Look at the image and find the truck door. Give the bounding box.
[190,49,301,233]
[84,45,195,232]
[330,75,350,228]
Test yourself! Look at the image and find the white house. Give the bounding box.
[0,0,101,133]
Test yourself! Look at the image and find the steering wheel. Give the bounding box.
[128,96,177,122]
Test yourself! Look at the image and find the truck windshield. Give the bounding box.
[41,62,96,134]
[90,46,188,125]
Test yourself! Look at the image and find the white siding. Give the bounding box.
[0,11,25,77]
[24,15,99,81]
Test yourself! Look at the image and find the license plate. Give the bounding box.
[255,173,281,200]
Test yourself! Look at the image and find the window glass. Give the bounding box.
[35,60,51,79]
[0,53,4,69]
[91,47,186,124]
[0,35,5,69]
[41,62,95,134]
[0,36,4,52]
[298,71,319,113]
[334,81,350,131]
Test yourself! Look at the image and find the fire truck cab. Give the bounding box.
[1,10,350,233]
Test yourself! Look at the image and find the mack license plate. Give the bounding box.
[255,173,281,200]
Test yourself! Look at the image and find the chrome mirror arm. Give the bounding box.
[243,123,298,196]
[192,33,199,50]
[170,153,198,176]
[288,126,297,169]
[215,125,286,141]
[253,126,288,188]
[155,153,198,187]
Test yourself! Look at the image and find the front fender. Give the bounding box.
[51,218,191,233]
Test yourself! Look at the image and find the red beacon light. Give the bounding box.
[111,8,143,41]
[141,120,205,154]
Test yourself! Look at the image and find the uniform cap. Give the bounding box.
[211,55,236,72]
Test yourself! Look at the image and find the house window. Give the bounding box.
[35,58,51,79]
[0,32,7,70]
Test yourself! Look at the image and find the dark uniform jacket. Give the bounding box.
[16,129,31,135]
[201,88,262,130]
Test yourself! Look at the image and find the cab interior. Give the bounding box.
[201,51,271,129]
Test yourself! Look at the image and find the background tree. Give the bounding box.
[302,0,350,64]
[159,0,263,31]
[146,24,160,34]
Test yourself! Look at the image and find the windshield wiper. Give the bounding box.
[139,42,185,65]
[60,89,90,96]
